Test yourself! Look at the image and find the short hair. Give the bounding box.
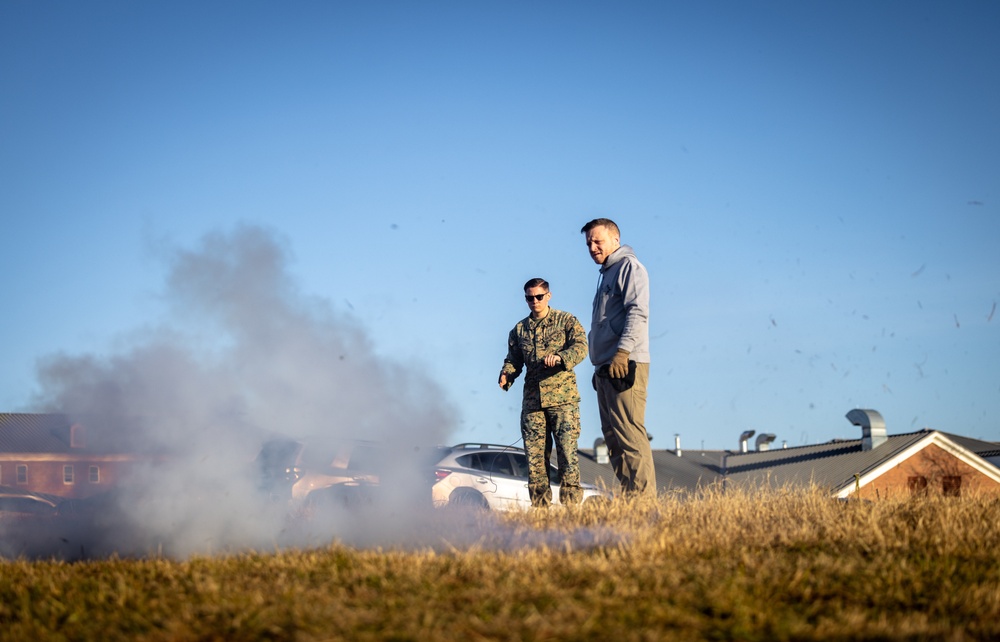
[523,278,549,292]
[581,218,620,238]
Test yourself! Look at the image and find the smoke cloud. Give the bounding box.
[22,224,458,558]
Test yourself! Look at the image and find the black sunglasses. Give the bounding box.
[524,293,548,301]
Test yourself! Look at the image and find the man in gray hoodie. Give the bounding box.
[581,218,657,496]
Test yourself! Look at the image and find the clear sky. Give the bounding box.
[2,1,998,454]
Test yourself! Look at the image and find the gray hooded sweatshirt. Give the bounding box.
[589,244,650,366]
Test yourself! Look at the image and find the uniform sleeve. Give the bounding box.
[502,326,524,379]
[557,314,589,369]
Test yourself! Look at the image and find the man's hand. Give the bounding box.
[499,372,511,391]
[609,349,630,378]
[543,353,563,368]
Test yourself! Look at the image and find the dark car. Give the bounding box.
[0,487,60,520]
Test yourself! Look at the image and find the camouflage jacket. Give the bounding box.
[501,308,588,411]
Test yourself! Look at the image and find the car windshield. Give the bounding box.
[257,439,302,470]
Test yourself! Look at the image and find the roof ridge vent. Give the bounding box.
[846,409,887,451]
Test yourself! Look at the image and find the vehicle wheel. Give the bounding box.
[448,489,490,511]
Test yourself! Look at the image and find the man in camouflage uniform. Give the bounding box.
[499,278,588,507]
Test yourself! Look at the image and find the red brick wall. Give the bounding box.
[0,456,138,499]
[856,443,1000,500]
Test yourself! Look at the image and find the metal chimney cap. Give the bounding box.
[846,408,885,428]
[846,408,887,451]
[594,438,610,464]
[755,433,777,451]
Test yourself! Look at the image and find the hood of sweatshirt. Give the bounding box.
[600,244,636,273]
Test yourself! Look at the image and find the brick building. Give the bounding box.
[577,408,1000,498]
[0,413,152,499]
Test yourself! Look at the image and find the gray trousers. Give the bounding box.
[595,362,656,495]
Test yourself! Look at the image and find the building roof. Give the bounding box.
[937,431,1000,458]
[0,413,78,453]
[576,427,1000,496]
[576,448,721,493]
[721,432,925,492]
[710,429,1000,496]
[0,412,147,455]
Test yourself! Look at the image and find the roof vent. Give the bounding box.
[594,438,610,464]
[755,433,776,451]
[846,408,887,451]
[674,433,682,457]
[739,429,755,453]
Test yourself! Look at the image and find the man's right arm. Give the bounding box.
[499,326,523,390]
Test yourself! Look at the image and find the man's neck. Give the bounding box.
[530,309,549,320]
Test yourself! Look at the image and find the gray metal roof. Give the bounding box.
[575,448,721,493]
[632,428,1000,495]
[936,431,1000,457]
[0,413,76,453]
[651,449,722,490]
[0,412,151,454]
[721,430,942,492]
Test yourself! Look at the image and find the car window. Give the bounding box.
[257,439,302,469]
[489,453,514,476]
[510,454,529,478]
[456,452,514,476]
[347,444,385,474]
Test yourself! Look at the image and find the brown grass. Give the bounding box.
[2,487,998,641]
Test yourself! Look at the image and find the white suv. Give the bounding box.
[431,443,609,510]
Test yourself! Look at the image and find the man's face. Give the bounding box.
[585,225,620,265]
[524,286,550,317]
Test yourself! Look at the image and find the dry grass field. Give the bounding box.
[1,487,998,641]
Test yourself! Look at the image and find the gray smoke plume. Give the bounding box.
[25,224,458,558]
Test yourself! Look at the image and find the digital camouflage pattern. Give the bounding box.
[501,308,588,411]
[502,307,587,508]
[522,405,583,506]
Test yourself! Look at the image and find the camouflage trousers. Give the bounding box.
[521,404,583,508]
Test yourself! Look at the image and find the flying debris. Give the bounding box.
[988,302,996,322]
[967,200,984,206]
[911,264,926,277]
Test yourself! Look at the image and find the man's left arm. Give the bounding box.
[557,314,589,369]
[616,260,649,355]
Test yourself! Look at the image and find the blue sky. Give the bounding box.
[2,1,998,453]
